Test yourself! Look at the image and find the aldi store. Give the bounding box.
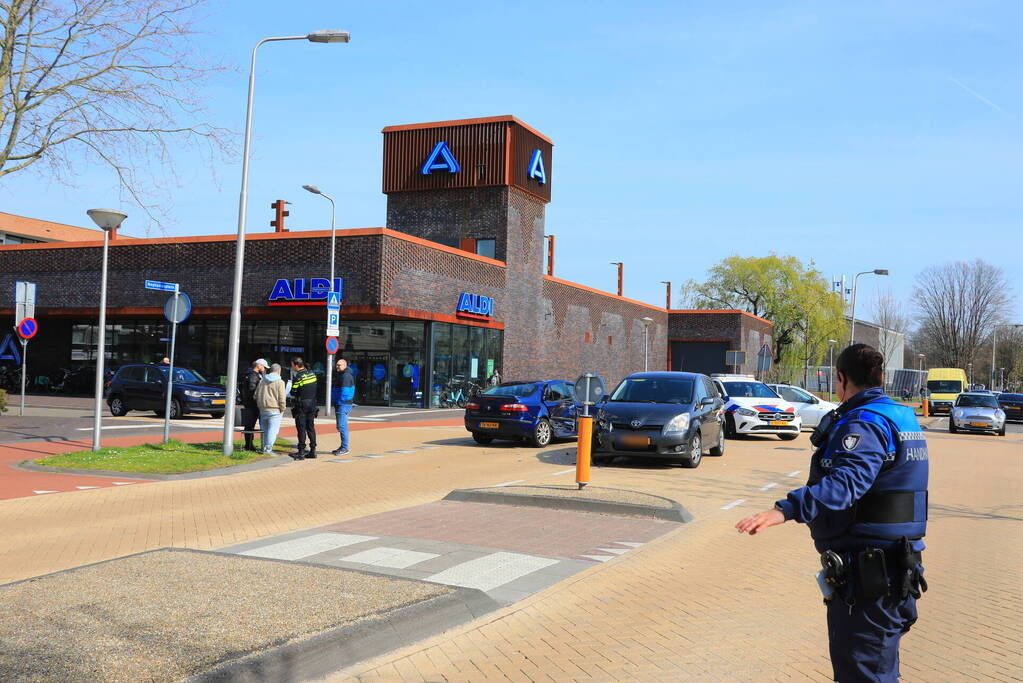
[0,115,768,406]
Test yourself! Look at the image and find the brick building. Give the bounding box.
[0,116,770,406]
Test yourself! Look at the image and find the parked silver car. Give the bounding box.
[949,392,1006,436]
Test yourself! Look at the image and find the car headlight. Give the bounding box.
[184,390,203,398]
[995,410,1005,420]
[663,413,690,435]
[737,407,757,417]
[952,409,964,418]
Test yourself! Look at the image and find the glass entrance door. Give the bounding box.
[349,352,389,406]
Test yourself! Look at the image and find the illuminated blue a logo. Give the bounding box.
[421,141,460,175]
[0,333,21,365]
[527,149,547,185]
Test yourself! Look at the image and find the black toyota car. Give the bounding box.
[592,371,725,469]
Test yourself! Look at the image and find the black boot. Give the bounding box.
[244,434,255,451]
[305,449,317,459]
[290,448,308,461]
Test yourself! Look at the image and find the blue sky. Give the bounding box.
[2,1,1021,319]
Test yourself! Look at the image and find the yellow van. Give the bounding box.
[926,368,969,414]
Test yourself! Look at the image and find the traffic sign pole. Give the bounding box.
[19,337,27,417]
[325,293,341,418]
[162,286,180,444]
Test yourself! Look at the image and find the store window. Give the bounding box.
[476,239,496,259]
[391,322,426,407]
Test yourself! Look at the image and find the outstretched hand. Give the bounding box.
[735,508,785,535]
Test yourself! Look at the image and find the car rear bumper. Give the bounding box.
[465,417,532,439]
[929,400,954,413]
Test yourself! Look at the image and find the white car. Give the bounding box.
[711,375,802,441]
[766,383,838,429]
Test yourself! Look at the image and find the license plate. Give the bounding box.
[621,434,650,448]
[478,422,500,429]
[770,420,787,426]
[969,422,987,427]
[211,399,225,405]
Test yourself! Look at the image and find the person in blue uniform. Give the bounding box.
[736,344,928,682]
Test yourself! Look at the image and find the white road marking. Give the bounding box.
[112,482,135,486]
[341,547,439,569]
[611,541,644,548]
[358,409,463,418]
[239,533,377,561]
[596,548,630,555]
[75,486,99,490]
[491,480,525,487]
[552,469,575,475]
[759,483,779,491]
[388,450,414,454]
[581,554,614,563]
[75,424,153,431]
[787,470,802,477]
[33,490,59,495]
[427,552,558,592]
[720,499,747,510]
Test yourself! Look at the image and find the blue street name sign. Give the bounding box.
[145,279,177,292]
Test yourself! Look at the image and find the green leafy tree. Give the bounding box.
[683,253,846,368]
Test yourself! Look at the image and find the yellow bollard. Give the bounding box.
[576,415,592,490]
[922,398,929,418]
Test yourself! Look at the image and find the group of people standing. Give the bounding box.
[238,356,356,459]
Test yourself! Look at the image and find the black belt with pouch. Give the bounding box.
[824,537,927,603]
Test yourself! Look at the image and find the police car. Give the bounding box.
[710,374,801,440]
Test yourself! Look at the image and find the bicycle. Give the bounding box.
[439,378,481,408]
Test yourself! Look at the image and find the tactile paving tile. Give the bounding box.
[238,533,377,561]
[341,546,439,569]
[426,552,558,592]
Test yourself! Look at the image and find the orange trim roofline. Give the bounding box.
[382,115,553,145]
[667,308,774,326]
[544,275,666,314]
[0,227,508,268]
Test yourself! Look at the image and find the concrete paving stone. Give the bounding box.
[238,532,378,561]
[427,552,559,592]
[342,547,441,569]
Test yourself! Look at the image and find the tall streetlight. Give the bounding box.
[827,339,838,398]
[967,362,973,388]
[992,324,1023,392]
[303,184,337,416]
[87,208,127,452]
[917,353,925,398]
[640,317,654,371]
[222,30,351,457]
[848,269,888,346]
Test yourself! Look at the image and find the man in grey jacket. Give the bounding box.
[255,363,287,455]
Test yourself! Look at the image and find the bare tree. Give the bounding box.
[871,288,909,367]
[0,0,227,225]
[913,260,1012,368]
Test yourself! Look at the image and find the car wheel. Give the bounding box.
[108,396,128,417]
[472,432,494,444]
[210,411,225,419]
[681,432,702,468]
[169,398,183,420]
[778,433,799,441]
[998,424,1006,436]
[724,414,737,439]
[529,419,553,448]
[948,419,957,434]
[709,426,725,456]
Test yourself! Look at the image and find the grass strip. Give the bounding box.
[33,438,291,474]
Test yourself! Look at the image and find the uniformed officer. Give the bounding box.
[289,356,319,459]
[736,344,928,682]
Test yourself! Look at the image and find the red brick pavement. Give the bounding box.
[322,500,677,560]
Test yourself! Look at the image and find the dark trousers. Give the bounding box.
[241,405,259,448]
[826,592,918,682]
[293,399,318,451]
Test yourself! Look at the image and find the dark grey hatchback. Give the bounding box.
[592,371,725,469]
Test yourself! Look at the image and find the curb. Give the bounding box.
[186,587,498,683]
[443,487,693,523]
[17,454,294,481]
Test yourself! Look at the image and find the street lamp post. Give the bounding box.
[640,317,654,371]
[992,324,1023,393]
[848,269,888,346]
[87,209,128,452]
[303,184,337,417]
[222,30,350,457]
[827,339,837,399]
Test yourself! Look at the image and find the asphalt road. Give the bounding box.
[0,396,464,445]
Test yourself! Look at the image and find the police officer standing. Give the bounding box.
[736,344,928,682]
[289,356,319,460]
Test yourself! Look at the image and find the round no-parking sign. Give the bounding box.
[16,318,38,339]
[325,336,339,354]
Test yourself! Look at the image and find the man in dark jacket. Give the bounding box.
[240,359,268,451]
[289,356,319,459]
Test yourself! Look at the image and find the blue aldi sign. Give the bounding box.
[268,278,344,306]
[456,292,494,320]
